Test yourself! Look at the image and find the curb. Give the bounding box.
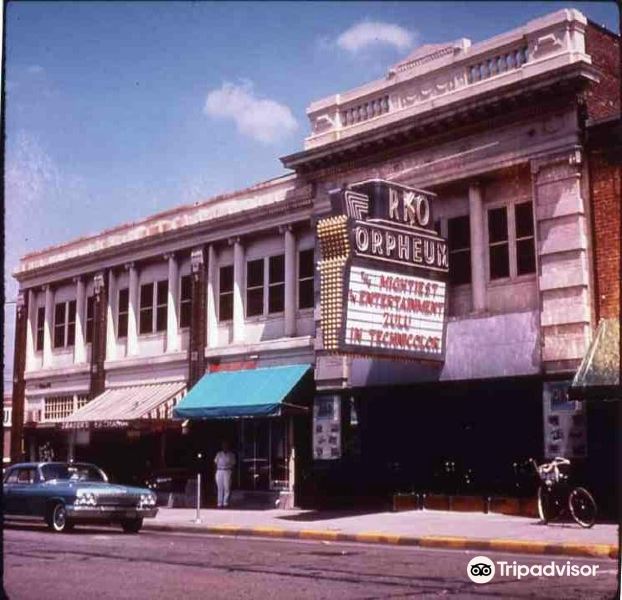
[143,522,618,560]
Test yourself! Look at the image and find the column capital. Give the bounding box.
[163,251,177,261]
[228,236,242,246]
[279,224,293,235]
[190,247,205,273]
[72,275,83,284]
[124,261,135,271]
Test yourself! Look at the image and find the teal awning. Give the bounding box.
[569,318,620,401]
[173,364,312,419]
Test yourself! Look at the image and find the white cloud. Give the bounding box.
[336,21,415,54]
[204,81,298,144]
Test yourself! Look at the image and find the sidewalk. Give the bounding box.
[144,507,619,559]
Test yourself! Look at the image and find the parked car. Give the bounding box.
[3,462,158,533]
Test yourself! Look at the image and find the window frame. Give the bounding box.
[35,306,45,352]
[267,254,285,315]
[117,288,129,339]
[138,279,168,336]
[245,258,265,318]
[218,265,234,323]
[297,248,315,310]
[447,215,472,286]
[53,299,77,349]
[485,199,537,284]
[179,274,192,329]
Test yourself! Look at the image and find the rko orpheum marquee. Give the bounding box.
[318,180,449,362]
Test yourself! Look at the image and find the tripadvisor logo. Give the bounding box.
[467,556,600,583]
[467,556,495,584]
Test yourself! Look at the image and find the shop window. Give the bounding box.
[488,207,510,280]
[117,288,129,338]
[139,280,167,334]
[86,296,95,343]
[53,301,77,349]
[179,275,192,328]
[36,306,45,351]
[268,255,285,314]
[219,266,233,322]
[246,259,264,317]
[515,201,536,275]
[298,249,315,309]
[448,216,471,285]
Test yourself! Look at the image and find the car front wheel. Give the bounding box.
[121,518,143,533]
[47,502,74,533]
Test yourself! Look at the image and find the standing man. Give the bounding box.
[214,441,236,508]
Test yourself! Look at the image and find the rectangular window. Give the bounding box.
[179,275,192,328]
[488,207,510,280]
[448,216,471,285]
[155,280,168,332]
[246,259,264,317]
[515,201,536,275]
[53,300,77,348]
[86,296,95,343]
[67,300,76,346]
[298,249,315,309]
[268,255,285,314]
[53,303,66,348]
[117,288,129,338]
[36,306,45,351]
[219,266,233,322]
[139,283,154,334]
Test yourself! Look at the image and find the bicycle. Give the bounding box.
[530,457,597,528]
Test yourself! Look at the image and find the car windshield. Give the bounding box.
[40,463,107,482]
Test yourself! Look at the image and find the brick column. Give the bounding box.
[284,226,297,337]
[188,248,206,387]
[10,291,29,463]
[89,272,108,397]
[207,244,218,348]
[468,182,487,313]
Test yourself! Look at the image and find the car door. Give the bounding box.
[3,468,20,514]
[9,467,38,515]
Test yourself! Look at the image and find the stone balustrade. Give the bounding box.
[304,9,591,150]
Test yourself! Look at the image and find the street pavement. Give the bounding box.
[3,525,619,599]
[143,507,619,559]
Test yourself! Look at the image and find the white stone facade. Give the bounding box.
[13,8,605,417]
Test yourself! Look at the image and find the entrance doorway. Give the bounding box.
[238,418,290,491]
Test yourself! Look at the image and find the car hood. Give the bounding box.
[44,481,152,495]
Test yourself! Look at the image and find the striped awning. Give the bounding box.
[61,382,186,429]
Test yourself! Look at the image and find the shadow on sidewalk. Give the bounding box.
[276,509,384,522]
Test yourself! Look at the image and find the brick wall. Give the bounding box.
[589,148,621,320]
[584,23,620,121]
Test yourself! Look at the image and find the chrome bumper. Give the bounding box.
[66,506,158,520]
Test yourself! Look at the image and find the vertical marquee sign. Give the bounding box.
[318,179,449,362]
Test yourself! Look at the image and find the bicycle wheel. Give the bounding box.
[568,487,597,528]
[537,486,562,523]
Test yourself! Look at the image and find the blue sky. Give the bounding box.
[3,1,619,386]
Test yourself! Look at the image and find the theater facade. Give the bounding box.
[10,9,620,513]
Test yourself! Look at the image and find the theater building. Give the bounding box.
[10,9,619,511]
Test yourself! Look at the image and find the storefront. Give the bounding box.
[173,364,314,507]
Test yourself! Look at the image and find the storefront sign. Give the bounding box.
[543,381,587,459]
[318,179,449,362]
[313,395,341,460]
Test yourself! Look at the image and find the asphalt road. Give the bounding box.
[3,523,619,600]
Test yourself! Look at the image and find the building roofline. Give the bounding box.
[20,172,297,262]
